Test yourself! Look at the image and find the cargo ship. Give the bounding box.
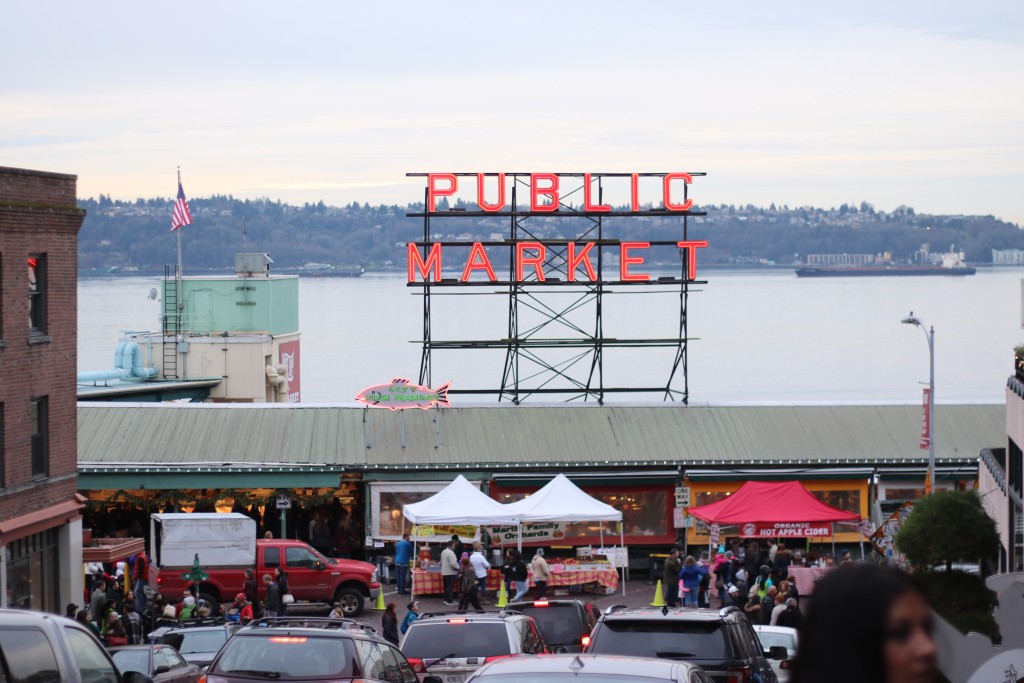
[795,246,975,277]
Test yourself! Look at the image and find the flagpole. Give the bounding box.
[176,168,184,319]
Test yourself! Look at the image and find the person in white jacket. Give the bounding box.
[531,549,552,599]
[469,541,491,601]
[440,540,460,605]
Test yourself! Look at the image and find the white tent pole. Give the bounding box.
[620,521,626,597]
[411,534,416,601]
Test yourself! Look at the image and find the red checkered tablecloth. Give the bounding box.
[787,566,829,595]
[412,569,503,595]
[535,567,619,592]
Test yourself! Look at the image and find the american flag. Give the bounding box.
[170,179,193,232]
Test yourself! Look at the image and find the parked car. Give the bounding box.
[0,608,154,683]
[506,598,601,652]
[401,610,550,682]
[584,606,785,683]
[150,513,380,617]
[157,618,242,671]
[465,653,716,683]
[203,615,418,682]
[752,625,798,683]
[109,644,202,683]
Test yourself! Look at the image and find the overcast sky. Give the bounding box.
[3,1,1023,224]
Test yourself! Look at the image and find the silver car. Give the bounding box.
[465,653,715,683]
[753,625,798,683]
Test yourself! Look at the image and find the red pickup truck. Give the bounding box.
[149,513,380,616]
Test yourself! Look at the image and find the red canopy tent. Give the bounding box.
[686,481,860,538]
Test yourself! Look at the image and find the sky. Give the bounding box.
[4,1,1024,225]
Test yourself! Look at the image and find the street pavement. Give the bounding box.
[352,577,680,633]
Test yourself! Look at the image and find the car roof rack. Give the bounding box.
[420,609,521,620]
[247,616,378,634]
[170,617,229,628]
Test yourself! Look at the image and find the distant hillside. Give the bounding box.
[77,195,1024,272]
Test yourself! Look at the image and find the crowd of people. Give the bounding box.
[78,556,296,645]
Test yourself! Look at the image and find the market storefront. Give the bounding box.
[77,467,368,560]
[683,472,871,546]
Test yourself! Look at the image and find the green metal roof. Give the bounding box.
[77,402,1001,476]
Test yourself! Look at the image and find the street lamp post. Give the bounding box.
[901,311,935,494]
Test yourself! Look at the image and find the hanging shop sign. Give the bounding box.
[740,522,833,538]
[355,378,451,410]
[407,172,708,285]
[488,523,569,546]
[412,524,477,539]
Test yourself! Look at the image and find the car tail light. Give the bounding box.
[533,600,549,607]
[269,636,308,643]
[780,660,793,670]
[448,618,468,623]
[581,635,591,647]
[726,666,751,683]
[406,658,425,673]
[484,655,514,664]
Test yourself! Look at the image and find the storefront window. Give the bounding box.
[379,491,435,538]
[811,489,861,516]
[5,528,59,613]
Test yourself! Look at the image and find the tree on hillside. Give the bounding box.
[895,490,998,571]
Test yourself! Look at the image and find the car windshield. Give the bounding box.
[755,631,796,651]
[160,629,227,654]
[518,605,584,645]
[590,620,729,660]
[480,676,669,683]
[402,622,511,659]
[214,635,352,678]
[111,650,150,675]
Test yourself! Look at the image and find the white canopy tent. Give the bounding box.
[402,474,521,526]
[505,474,626,596]
[402,475,521,599]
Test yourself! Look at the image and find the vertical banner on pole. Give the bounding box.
[919,388,931,449]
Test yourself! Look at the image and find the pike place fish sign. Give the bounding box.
[355,378,452,410]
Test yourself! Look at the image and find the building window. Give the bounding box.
[28,254,45,334]
[30,397,47,478]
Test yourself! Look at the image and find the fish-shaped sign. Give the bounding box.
[355,378,451,410]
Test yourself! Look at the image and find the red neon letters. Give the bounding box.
[424,173,697,213]
[406,241,708,283]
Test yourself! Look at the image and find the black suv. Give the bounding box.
[584,606,786,683]
[205,616,419,682]
[156,617,242,670]
[506,599,601,653]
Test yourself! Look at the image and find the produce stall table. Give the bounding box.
[787,566,829,595]
[532,564,619,593]
[412,568,503,596]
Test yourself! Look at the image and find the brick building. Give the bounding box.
[0,166,86,611]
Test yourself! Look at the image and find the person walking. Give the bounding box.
[469,542,491,601]
[401,600,420,636]
[506,550,530,602]
[132,550,149,613]
[761,586,778,626]
[440,540,460,605]
[122,603,144,645]
[678,555,707,607]
[262,573,280,618]
[381,603,400,645]
[530,549,551,600]
[89,578,108,631]
[243,568,262,618]
[457,557,482,610]
[663,548,683,607]
[275,567,290,616]
[776,597,803,629]
[394,533,413,595]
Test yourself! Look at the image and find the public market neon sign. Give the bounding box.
[407,172,708,284]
